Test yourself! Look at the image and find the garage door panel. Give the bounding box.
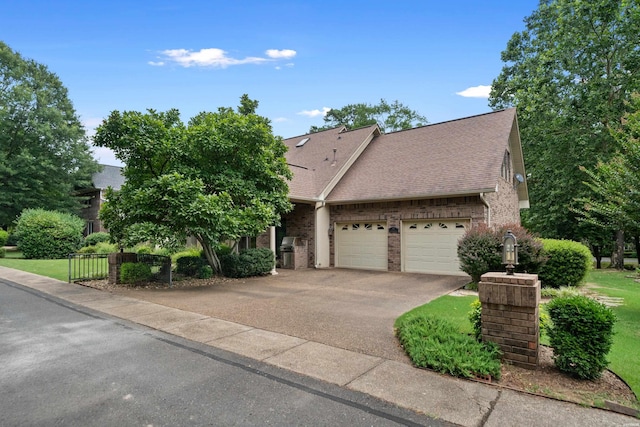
[402,220,468,275]
[336,222,387,271]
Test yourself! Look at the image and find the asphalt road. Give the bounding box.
[0,279,450,427]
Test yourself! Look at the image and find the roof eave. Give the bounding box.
[324,188,495,205]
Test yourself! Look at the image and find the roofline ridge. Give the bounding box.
[383,108,515,135]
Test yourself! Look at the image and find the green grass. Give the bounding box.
[0,253,70,282]
[396,270,640,400]
[395,295,477,334]
[585,270,640,400]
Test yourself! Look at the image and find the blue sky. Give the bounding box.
[2,0,539,166]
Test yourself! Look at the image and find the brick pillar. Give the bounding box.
[478,272,541,369]
[108,252,137,284]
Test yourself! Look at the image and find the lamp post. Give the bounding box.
[502,230,518,275]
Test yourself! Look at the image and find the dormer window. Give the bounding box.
[296,137,310,147]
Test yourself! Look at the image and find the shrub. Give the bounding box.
[545,295,616,380]
[77,245,98,254]
[220,248,274,278]
[538,239,592,288]
[84,232,110,247]
[176,255,208,277]
[396,314,502,380]
[134,244,153,254]
[95,242,118,254]
[457,224,501,283]
[198,265,213,279]
[15,209,85,259]
[457,223,545,282]
[468,299,482,341]
[120,262,152,285]
[172,248,202,264]
[0,247,5,258]
[0,229,8,246]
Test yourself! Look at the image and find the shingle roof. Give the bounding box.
[92,165,125,190]
[325,109,519,203]
[282,125,379,201]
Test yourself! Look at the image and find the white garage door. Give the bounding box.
[402,220,469,275]
[335,222,388,271]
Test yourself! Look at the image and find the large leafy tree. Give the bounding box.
[0,41,99,228]
[94,97,292,273]
[577,95,640,268]
[489,0,640,244]
[310,99,427,133]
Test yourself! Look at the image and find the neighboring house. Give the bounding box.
[259,108,528,276]
[77,164,125,235]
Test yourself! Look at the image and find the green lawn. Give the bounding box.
[396,270,640,400]
[0,253,69,282]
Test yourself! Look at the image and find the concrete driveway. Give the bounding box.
[113,268,468,362]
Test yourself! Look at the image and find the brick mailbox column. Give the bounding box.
[478,272,541,369]
[107,252,137,284]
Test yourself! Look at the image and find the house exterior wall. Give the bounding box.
[79,189,106,235]
[485,178,521,227]
[329,197,487,271]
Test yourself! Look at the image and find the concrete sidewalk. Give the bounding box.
[1,267,637,427]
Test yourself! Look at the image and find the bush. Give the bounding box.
[198,265,213,279]
[0,229,8,246]
[545,295,616,379]
[120,262,152,285]
[95,242,118,254]
[134,244,153,254]
[84,232,110,247]
[14,209,85,259]
[77,245,98,254]
[176,255,208,277]
[457,223,545,282]
[396,314,502,380]
[468,299,482,341]
[538,239,592,288]
[172,248,202,264]
[220,248,274,278]
[0,247,5,258]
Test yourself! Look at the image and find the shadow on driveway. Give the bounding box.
[114,268,469,362]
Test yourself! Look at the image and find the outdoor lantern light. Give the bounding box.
[502,230,518,275]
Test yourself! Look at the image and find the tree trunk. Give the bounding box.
[611,229,625,270]
[635,235,640,265]
[196,235,222,275]
[592,245,602,269]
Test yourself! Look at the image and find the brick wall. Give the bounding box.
[485,175,521,227]
[329,197,486,271]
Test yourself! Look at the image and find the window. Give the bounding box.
[501,150,511,182]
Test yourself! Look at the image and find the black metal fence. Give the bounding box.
[136,253,172,286]
[68,253,109,282]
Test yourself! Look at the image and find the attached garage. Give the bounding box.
[402,220,469,275]
[335,222,388,271]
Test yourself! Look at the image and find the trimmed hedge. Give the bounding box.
[0,229,8,246]
[546,295,616,379]
[120,262,152,285]
[15,209,85,259]
[84,232,110,247]
[220,248,274,278]
[176,255,208,277]
[538,239,592,288]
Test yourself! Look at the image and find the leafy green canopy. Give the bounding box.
[0,42,99,228]
[93,97,292,273]
[310,99,427,133]
[489,0,640,240]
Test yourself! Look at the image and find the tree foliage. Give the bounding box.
[310,99,427,133]
[93,96,292,274]
[0,41,99,228]
[489,0,640,243]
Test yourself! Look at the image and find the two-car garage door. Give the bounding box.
[335,220,469,275]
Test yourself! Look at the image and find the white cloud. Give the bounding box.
[156,48,267,68]
[456,85,492,98]
[297,107,330,118]
[273,117,288,123]
[151,47,296,69]
[265,49,296,59]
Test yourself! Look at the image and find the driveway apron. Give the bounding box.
[112,268,468,362]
